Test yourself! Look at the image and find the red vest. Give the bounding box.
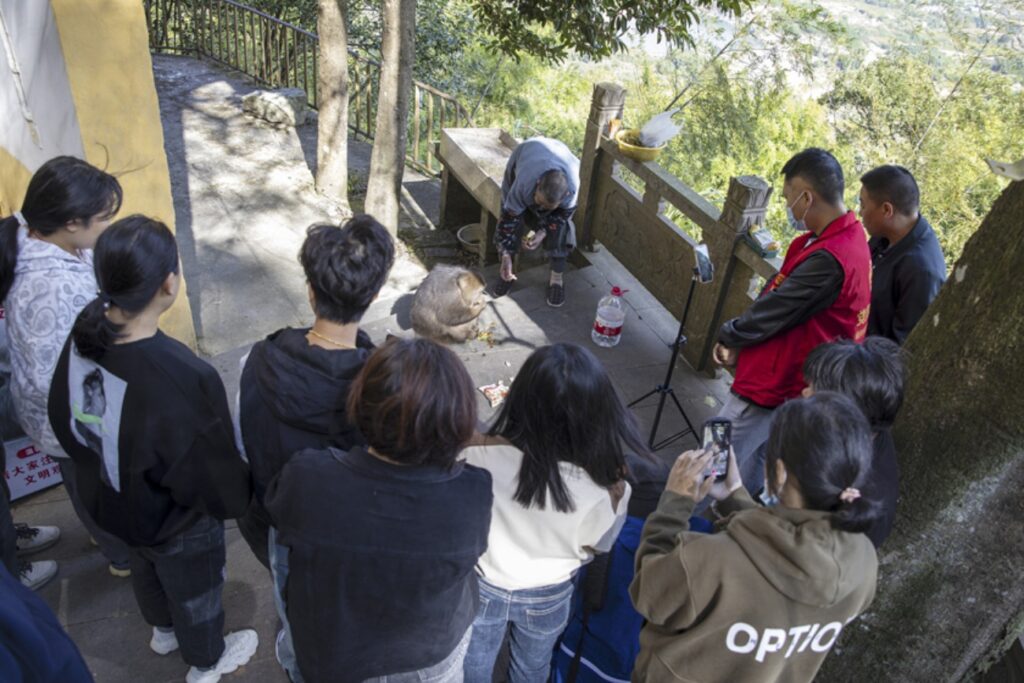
[732,211,871,407]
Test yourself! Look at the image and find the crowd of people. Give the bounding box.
[0,142,943,683]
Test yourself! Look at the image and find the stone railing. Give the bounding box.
[577,83,781,372]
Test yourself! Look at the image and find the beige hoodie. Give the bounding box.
[630,488,877,683]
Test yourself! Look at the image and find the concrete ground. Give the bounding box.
[12,54,732,682]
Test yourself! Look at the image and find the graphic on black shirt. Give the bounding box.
[68,347,126,491]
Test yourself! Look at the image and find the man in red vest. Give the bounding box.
[712,148,871,496]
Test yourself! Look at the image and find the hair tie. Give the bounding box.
[13,211,28,228]
[839,487,861,504]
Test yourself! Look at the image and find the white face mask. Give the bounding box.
[786,192,810,232]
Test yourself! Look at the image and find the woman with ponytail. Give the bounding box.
[461,343,640,682]
[630,392,880,683]
[47,216,257,683]
[0,156,132,581]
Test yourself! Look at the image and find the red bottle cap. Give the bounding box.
[610,286,628,296]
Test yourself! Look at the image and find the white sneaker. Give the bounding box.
[150,626,179,655]
[18,560,58,591]
[185,629,259,683]
[15,524,61,556]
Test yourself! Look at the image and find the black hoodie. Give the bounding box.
[238,327,374,503]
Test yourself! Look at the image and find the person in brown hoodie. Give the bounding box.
[630,392,879,683]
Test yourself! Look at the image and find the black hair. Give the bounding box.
[781,147,845,206]
[765,392,882,534]
[347,337,477,468]
[536,169,569,207]
[300,214,395,325]
[489,343,649,513]
[0,156,123,303]
[71,215,179,360]
[860,165,920,217]
[803,337,906,429]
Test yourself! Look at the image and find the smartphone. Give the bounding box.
[694,244,714,283]
[702,418,731,481]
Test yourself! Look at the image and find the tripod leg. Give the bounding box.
[647,387,671,449]
[628,387,661,409]
[667,390,701,447]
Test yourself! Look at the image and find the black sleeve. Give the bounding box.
[46,341,73,457]
[718,251,845,348]
[495,211,524,255]
[890,257,944,344]
[162,369,251,520]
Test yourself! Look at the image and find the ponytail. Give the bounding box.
[765,392,884,534]
[70,215,178,361]
[832,493,882,534]
[71,298,123,361]
[0,216,21,303]
[0,156,122,304]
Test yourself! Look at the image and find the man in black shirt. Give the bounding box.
[859,165,947,344]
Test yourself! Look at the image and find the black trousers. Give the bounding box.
[0,456,17,575]
[130,515,227,668]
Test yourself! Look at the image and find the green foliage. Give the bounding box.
[468,0,753,62]
[826,54,1024,262]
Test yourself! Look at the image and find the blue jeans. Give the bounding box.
[269,526,303,683]
[464,578,574,683]
[130,515,226,668]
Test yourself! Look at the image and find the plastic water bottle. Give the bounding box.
[592,287,626,348]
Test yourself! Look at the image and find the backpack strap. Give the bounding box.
[567,549,614,682]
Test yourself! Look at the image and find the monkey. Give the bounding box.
[410,265,488,343]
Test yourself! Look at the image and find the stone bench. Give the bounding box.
[436,128,519,266]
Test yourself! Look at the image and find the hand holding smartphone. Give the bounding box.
[702,418,732,482]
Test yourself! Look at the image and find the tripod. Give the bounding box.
[628,268,702,451]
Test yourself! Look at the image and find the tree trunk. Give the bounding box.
[819,180,1024,680]
[363,0,416,234]
[315,0,351,212]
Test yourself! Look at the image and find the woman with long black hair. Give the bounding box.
[462,343,643,682]
[48,216,257,683]
[0,156,131,586]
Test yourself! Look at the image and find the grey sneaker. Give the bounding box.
[185,629,259,683]
[546,283,565,307]
[19,560,58,591]
[150,626,180,655]
[15,523,61,556]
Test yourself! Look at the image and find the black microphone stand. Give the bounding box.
[628,268,702,450]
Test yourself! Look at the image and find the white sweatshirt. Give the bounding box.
[5,227,97,457]
[462,443,631,591]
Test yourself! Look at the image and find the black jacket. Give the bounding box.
[868,215,946,344]
[238,327,373,504]
[719,251,844,348]
[865,429,899,548]
[48,333,250,547]
[265,446,492,682]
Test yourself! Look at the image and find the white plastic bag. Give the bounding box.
[639,109,682,148]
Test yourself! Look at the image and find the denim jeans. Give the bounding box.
[364,626,472,683]
[464,578,574,683]
[269,526,303,683]
[59,457,132,569]
[130,515,226,668]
